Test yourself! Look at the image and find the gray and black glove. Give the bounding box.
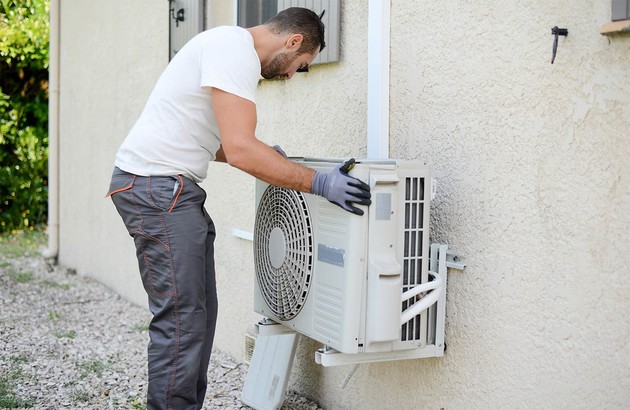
[271,145,287,157]
[311,158,371,216]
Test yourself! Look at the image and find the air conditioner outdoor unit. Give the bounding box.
[243,158,467,409]
[252,158,440,356]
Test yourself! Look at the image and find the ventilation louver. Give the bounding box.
[254,187,314,320]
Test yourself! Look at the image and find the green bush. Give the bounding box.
[0,0,49,232]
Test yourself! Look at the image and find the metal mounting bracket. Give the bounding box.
[445,248,467,270]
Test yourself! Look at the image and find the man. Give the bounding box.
[107,7,371,410]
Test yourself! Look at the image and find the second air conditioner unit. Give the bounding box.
[252,158,442,356]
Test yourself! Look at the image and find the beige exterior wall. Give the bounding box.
[56,0,629,409]
[58,0,168,305]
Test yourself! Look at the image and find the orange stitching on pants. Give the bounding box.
[104,176,136,198]
[168,175,184,213]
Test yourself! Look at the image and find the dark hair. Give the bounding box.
[265,7,326,54]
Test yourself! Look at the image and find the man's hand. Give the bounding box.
[311,158,371,216]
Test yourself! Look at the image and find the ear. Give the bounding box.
[285,34,303,51]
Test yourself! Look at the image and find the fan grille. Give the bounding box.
[254,186,314,320]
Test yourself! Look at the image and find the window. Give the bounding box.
[169,0,206,60]
[612,0,630,21]
[601,0,630,35]
[237,0,278,28]
[236,0,340,65]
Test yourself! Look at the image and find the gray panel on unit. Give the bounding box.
[169,0,205,60]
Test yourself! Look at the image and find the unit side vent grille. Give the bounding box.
[313,283,343,344]
[254,186,314,320]
[401,176,426,342]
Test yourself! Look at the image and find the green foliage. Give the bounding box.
[0,368,36,408]
[0,225,47,258]
[8,269,33,283]
[76,360,108,379]
[130,322,150,332]
[53,329,77,339]
[0,0,49,232]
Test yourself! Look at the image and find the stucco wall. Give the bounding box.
[58,0,168,305]
[287,2,629,409]
[57,0,629,409]
[394,3,630,407]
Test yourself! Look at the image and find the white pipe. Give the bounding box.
[400,288,442,325]
[366,0,390,159]
[43,0,60,260]
[232,228,254,241]
[400,272,442,301]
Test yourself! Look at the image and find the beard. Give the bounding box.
[261,52,296,80]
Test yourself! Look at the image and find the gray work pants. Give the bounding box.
[107,167,218,410]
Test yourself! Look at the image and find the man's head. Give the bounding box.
[260,7,326,80]
[265,7,326,55]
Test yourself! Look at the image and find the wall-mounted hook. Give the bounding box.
[171,7,185,27]
[551,26,568,64]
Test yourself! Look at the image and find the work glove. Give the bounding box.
[271,145,287,157]
[311,158,371,216]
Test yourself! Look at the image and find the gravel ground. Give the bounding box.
[0,252,321,410]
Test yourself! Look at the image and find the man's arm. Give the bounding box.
[212,87,371,215]
[211,87,315,192]
[214,145,227,163]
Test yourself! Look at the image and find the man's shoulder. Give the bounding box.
[195,25,250,43]
[177,25,253,62]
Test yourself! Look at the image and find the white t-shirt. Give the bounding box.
[115,26,261,182]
